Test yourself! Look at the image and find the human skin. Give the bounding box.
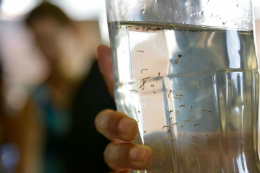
[95,45,152,173]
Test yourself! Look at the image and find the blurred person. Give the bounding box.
[10,2,116,173]
[19,2,152,173]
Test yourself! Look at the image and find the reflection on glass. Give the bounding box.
[111,21,259,172]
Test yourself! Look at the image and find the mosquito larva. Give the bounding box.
[206,134,210,141]
[180,132,186,137]
[188,116,191,122]
[163,135,170,141]
[156,72,161,83]
[162,126,172,129]
[141,69,148,73]
[196,82,200,90]
[203,109,212,113]
[175,55,182,64]
[194,124,201,127]
[168,110,174,113]
[168,90,172,98]
[174,96,181,101]
[142,76,151,80]
[140,76,150,90]
[140,80,146,90]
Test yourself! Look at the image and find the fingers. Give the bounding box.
[105,143,152,171]
[95,109,138,142]
[97,44,114,97]
[95,110,152,171]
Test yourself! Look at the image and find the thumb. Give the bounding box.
[97,44,114,98]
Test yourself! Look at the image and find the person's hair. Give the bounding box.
[25,2,71,27]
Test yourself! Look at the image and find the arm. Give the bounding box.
[14,99,44,173]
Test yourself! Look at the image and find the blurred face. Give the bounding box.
[29,17,86,80]
[29,17,69,63]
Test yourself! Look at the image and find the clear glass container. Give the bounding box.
[106,0,260,172]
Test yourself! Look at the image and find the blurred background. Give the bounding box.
[0,0,109,115]
[0,0,260,173]
[0,0,116,173]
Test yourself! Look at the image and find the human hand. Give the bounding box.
[95,45,152,173]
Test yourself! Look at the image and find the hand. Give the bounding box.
[95,45,152,173]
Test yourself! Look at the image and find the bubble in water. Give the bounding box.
[190,11,203,17]
[185,2,190,6]
[182,22,185,24]
[141,9,146,14]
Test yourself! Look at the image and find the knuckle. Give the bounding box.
[95,109,114,131]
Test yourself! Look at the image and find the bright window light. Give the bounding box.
[253,0,260,7]
[253,0,260,19]
[0,0,38,19]
[50,0,106,20]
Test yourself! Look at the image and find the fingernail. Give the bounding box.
[130,146,150,162]
[119,119,135,135]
